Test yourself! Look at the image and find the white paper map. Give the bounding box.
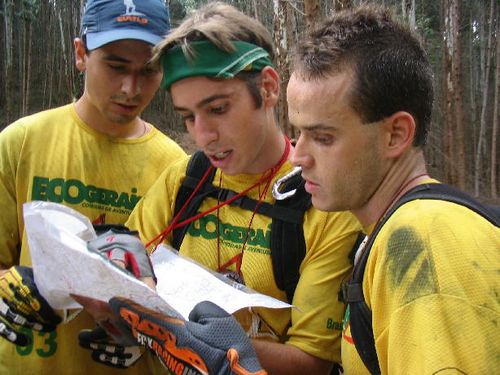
[152,246,291,319]
[23,201,291,319]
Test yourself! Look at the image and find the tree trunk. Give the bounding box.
[451,0,465,189]
[3,0,14,124]
[442,0,465,189]
[252,0,259,22]
[490,1,498,199]
[402,0,416,30]
[474,0,494,196]
[272,0,292,138]
[57,3,71,100]
[304,0,319,33]
[468,4,478,167]
[442,0,455,184]
[24,22,33,115]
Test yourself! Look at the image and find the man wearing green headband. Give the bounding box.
[110,3,361,374]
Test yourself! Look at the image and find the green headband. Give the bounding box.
[160,40,273,89]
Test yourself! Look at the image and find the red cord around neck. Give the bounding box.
[147,137,291,251]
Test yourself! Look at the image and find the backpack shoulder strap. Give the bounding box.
[400,183,499,225]
[270,174,312,303]
[172,155,311,303]
[343,183,499,374]
[172,151,216,249]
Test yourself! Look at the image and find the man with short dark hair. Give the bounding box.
[288,5,500,374]
[0,0,185,373]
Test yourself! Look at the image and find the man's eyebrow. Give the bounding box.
[174,93,232,112]
[292,123,337,132]
[101,54,130,64]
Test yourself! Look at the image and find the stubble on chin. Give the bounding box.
[312,186,353,213]
[311,194,334,212]
[107,112,136,125]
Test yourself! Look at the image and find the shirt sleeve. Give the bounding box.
[286,209,361,363]
[125,156,190,252]
[378,294,500,374]
[367,200,500,374]
[0,122,26,268]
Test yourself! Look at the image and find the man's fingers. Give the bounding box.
[110,259,126,270]
[71,294,115,322]
[107,259,155,290]
[106,259,156,290]
[139,276,156,290]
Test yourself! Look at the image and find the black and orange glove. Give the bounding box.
[0,266,61,346]
[109,297,267,375]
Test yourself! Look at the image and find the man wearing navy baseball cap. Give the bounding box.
[0,0,184,374]
[81,0,170,50]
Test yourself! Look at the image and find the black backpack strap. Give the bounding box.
[270,173,312,303]
[343,183,499,374]
[344,230,381,374]
[172,152,311,303]
[197,188,306,224]
[172,151,216,250]
[488,205,500,219]
[399,183,500,226]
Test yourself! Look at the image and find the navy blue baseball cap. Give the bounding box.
[81,0,170,50]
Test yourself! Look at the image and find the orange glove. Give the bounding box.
[109,297,267,375]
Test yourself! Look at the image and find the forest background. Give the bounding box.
[0,0,498,202]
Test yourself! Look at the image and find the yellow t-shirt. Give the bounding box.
[0,104,186,374]
[341,192,500,374]
[126,155,362,363]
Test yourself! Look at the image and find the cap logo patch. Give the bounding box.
[118,0,148,24]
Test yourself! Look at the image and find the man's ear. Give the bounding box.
[260,66,280,107]
[381,111,416,158]
[74,38,87,72]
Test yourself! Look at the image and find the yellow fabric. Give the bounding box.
[126,156,362,363]
[341,195,500,374]
[0,104,186,374]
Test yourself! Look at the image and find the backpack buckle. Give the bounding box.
[272,167,302,200]
[341,281,364,303]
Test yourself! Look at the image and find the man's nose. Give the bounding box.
[191,116,218,148]
[291,135,311,168]
[121,74,141,96]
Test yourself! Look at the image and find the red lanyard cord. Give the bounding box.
[146,165,214,249]
[217,173,274,274]
[147,137,291,251]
